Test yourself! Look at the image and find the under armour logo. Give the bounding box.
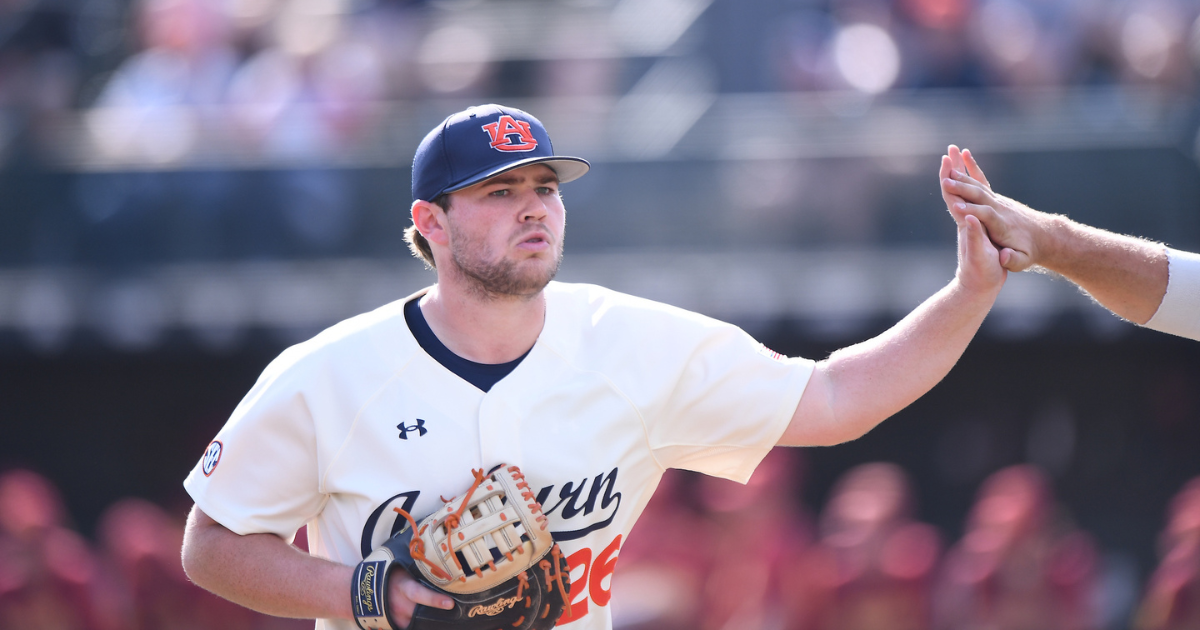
[397,419,428,440]
[481,116,538,152]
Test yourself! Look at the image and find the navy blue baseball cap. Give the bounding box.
[411,104,590,202]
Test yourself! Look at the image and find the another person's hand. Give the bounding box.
[939,144,992,216]
[940,145,1053,273]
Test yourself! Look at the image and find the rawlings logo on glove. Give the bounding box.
[468,595,521,617]
[352,464,571,630]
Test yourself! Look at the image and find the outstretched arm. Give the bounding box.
[939,146,1171,325]
[779,201,1006,447]
[181,506,453,625]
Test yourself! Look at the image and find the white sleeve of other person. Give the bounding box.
[1145,248,1200,342]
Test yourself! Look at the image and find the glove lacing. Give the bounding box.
[388,466,572,627]
[393,468,488,582]
[393,467,554,584]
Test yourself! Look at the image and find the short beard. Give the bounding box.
[448,233,562,301]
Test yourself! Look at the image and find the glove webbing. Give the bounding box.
[394,466,552,585]
[394,467,490,583]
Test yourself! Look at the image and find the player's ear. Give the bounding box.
[412,199,450,247]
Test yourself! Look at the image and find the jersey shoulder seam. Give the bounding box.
[538,344,667,474]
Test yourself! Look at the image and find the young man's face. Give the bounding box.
[442,163,566,299]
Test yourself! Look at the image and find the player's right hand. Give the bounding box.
[386,571,455,627]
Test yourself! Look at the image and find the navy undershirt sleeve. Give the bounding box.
[403,298,528,392]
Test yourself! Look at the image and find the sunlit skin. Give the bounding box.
[180,166,571,629]
[411,164,567,364]
[939,144,1168,324]
[441,165,566,301]
[181,155,1010,628]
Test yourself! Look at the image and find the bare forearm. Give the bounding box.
[182,507,352,620]
[829,279,993,430]
[941,151,1168,324]
[1038,215,1168,324]
[786,278,995,446]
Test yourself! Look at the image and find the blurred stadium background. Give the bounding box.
[2,0,1200,628]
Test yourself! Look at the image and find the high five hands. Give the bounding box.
[938,144,1174,327]
[939,146,1007,297]
[940,145,1054,273]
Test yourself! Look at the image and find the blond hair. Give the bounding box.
[404,195,450,269]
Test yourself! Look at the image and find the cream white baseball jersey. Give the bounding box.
[184,281,814,630]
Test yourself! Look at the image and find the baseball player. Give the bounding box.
[180,104,1006,630]
[941,144,1200,342]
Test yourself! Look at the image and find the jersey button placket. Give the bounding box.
[477,392,524,469]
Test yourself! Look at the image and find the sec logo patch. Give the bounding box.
[202,440,223,477]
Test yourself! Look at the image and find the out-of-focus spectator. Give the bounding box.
[613,450,814,630]
[90,0,237,163]
[695,448,814,630]
[611,468,709,630]
[935,464,1100,630]
[224,19,385,161]
[96,497,299,630]
[896,0,984,89]
[1135,477,1200,630]
[221,7,388,256]
[787,461,941,630]
[80,0,242,264]
[1110,0,1197,92]
[0,468,313,630]
[967,0,1084,90]
[82,0,391,261]
[0,469,108,630]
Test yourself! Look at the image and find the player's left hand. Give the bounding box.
[955,211,1007,296]
[945,154,1006,296]
[941,146,1052,273]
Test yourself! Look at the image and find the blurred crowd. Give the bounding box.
[769,0,1200,95]
[2,0,1200,154]
[2,0,1199,113]
[2,0,1200,268]
[2,458,1199,630]
[0,469,309,630]
[614,451,1200,630]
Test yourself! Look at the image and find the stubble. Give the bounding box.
[448,225,563,301]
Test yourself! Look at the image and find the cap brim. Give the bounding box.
[444,156,591,195]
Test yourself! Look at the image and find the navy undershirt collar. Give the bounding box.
[404,298,529,392]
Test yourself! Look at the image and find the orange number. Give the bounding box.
[556,535,624,625]
[589,534,622,607]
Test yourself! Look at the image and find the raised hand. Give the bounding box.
[940,145,1050,272]
[955,209,1007,298]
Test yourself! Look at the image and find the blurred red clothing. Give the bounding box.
[611,468,711,630]
[695,449,815,630]
[934,465,1099,630]
[787,462,941,630]
[0,469,109,630]
[98,497,310,630]
[1136,477,1200,630]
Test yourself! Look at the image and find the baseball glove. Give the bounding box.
[352,464,572,630]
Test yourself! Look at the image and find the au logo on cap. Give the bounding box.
[481,115,538,152]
